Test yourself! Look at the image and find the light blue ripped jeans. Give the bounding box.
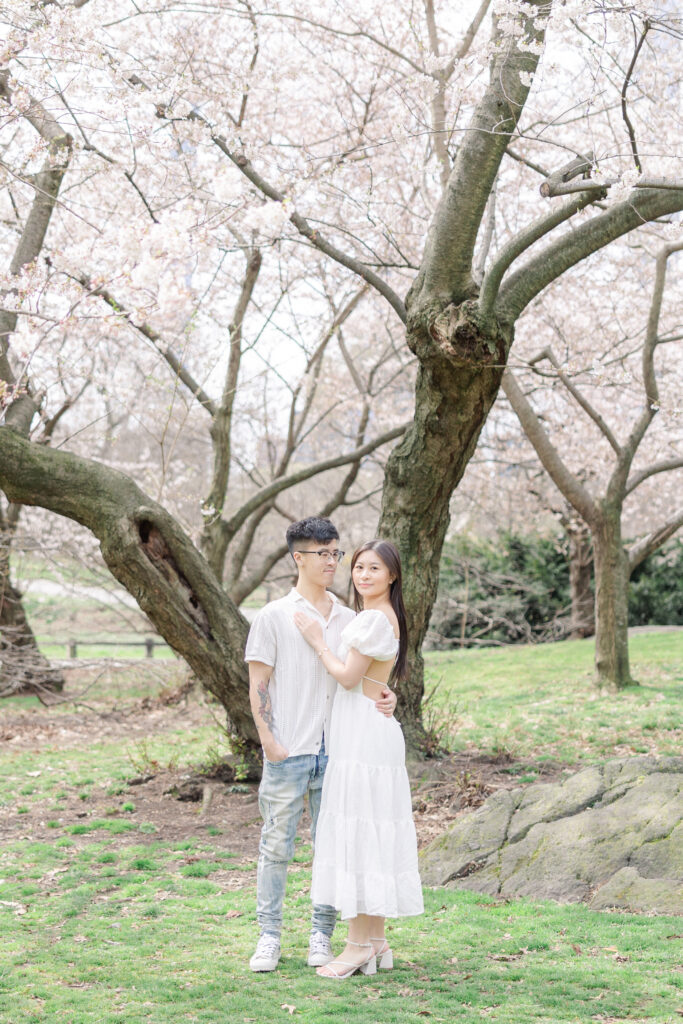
[256,740,336,940]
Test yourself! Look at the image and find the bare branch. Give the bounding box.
[226,498,278,593]
[539,153,594,197]
[337,328,367,397]
[38,378,90,442]
[506,147,549,178]
[414,0,493,188]
[253,11,426,75]
[229,538,289,606]
[207,134,407,324]
[73,274,217,417]
[221,422,410,542]
[501,369,597,524]
[232,0,259,128]
[229,407,377,605]
[497,188,683,323]
[423,0,492,188]
[628,508,683,573]
[423,0,451,189]
[479,189,597,322]
[625,457,683,497]
[452,0,493,63]
[0,70,67,147]
[539,175,683,198]
[227,299,374,591]
[284,287,366,457]
[0,74,72,434]
[621,21,649,174]
[473,182,497,285]
[529,346,621,455]
[204,246,262,518]
[408,1,550,310]
[610,242,683,498]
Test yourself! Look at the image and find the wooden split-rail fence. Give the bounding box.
[65,637,172,659]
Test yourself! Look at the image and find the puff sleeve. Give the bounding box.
[340,609,398,661]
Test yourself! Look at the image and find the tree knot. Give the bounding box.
[428,301,504,365]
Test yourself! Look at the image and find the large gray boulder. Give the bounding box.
[419,757,683,914]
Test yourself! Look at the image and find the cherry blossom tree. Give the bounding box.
[1,0,683,751]
[501,240,683,687]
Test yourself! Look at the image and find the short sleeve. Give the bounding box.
[245,609,276,666]
[340,609,398,661]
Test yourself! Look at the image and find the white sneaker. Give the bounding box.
[250,934,281,972]
[307,930,333,967]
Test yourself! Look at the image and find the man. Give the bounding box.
[245,516,396,972]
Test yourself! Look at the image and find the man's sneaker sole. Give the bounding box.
[250,959,279,972]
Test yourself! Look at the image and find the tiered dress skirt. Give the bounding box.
[311,686,424,920]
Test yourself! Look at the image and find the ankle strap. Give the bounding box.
[346,939,372,948]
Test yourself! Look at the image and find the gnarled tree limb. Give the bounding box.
[0,425,258,747]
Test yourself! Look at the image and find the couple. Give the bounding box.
[245,516,423,979]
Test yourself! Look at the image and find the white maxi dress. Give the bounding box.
[311,609,424,920]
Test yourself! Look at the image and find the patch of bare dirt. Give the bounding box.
[0,664,571,870]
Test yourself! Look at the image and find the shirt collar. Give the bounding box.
[287,587,343,616]
[287,587,340,603]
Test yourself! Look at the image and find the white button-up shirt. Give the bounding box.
[245,588,355,757]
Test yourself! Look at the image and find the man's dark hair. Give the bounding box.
[286,516,339,556]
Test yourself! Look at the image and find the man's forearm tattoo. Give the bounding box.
[257,680,274,730]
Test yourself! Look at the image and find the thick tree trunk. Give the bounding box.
[593,509,636,688]
[0,545,65,696]
[0,427,260,757]
[379,303,510,749]
[567,519,594,639]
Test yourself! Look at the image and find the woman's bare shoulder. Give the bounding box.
[378,605,399,638]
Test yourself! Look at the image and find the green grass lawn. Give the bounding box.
[0,632,681,1023]
[1,839,680,1024]
[1,832,681,1024]
[425,631,682,765]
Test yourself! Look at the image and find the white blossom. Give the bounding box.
[517,38,544,57]
[423,52,454,75]
[242,199,291,239]
[212,170,244,205]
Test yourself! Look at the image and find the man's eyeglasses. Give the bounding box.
[297,549,345,563]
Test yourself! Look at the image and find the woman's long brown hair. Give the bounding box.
[350,539,408,682]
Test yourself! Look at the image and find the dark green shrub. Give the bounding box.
[430,532,683,649]
[628,538,683,626]
[428,531,570,648]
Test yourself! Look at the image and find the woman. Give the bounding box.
[293,539,423,979]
